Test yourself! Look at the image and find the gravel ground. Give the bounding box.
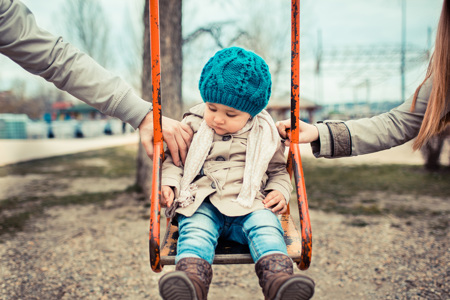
[0,187,448,300]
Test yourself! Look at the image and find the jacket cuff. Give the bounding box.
[326,122,352,157]
[113,90,152,129]
[312,124,331,157]
[313,122,352,157]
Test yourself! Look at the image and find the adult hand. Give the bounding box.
[138,112,193,166]
[275,118,319,147]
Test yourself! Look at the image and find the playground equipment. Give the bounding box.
[148,0,311,273]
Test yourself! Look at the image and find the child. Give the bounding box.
[159,47,315,300]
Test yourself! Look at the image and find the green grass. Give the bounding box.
[0,211,36,236]
[0,145,138,240]
[303,160,448,198]
[0,146,137,178]
[1,146,449,239]
[0,192,122,238]
[300,158,449,217]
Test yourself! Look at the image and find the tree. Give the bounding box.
[62,0,112,68]
[181,0,295,105]
[231,1,290,95]
[120,3,145,91]
[0,85,55,120]
[421,126,450,171]
[136,1,183,198]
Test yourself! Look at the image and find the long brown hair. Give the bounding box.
[411,0,450,150]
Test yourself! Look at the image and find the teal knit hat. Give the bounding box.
[198,47,272,117]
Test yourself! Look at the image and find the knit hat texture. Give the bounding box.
[198,47,272,117]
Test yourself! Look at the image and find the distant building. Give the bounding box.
[319,101,403,120]
[0,113,29,139]
[51,102,105,121]
[267,97,321,123]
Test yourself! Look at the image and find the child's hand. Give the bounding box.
[161,185,174,208]
[263,190,287,214]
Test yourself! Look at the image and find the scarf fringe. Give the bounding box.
[175,183,198,208]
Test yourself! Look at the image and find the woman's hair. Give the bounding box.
[411,0,450,150]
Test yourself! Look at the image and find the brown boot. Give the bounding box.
[255,254,315,300]
[159,257,213,300]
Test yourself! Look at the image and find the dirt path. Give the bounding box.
[0,189,448,299]
[0,142,448,299]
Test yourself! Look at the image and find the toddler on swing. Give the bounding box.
[159,47,315,300]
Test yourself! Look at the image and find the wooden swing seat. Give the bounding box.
[160,214,302,265]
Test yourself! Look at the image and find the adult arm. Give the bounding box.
[0,0,193,163]
[313,78,434,157]
[0,0,150,128]
[277,77,447,158]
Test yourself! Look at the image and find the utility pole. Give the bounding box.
[315,29,323,104]
[365,78,370,104]
[400,0,406,102]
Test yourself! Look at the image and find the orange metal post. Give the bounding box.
[290,0,312,270]
[291,0,300,143]
[291,145,312,270]
[149,0,164,273]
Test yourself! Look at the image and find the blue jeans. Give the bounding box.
[175,201,287,265]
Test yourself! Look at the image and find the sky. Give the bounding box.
[0,0,444,105]
[301,0,442,104]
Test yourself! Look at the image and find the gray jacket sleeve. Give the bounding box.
[0,0,151,129]
[312,76,448,158]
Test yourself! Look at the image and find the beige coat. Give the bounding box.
[162,104,292,217]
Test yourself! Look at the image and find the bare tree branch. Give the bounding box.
[62,0,112,68]
[183,21,248,49]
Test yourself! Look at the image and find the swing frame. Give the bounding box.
[148,0,311,273]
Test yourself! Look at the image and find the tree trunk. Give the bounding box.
[422,136,444,171]
[136,0,183,199]
[421,127,450,171]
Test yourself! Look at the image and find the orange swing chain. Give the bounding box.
[149,0,163,273]
[290,0,312,271]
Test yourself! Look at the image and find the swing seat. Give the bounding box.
[160,213,302,265]
[156,143,311,269]
[148,0,311,273]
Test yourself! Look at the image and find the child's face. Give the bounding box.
[204,102,251,135]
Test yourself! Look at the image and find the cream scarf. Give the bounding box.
[174,109,279,209]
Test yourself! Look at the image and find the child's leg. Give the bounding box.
[222,208,287,261]
[159,257,212,300]
[236,210,315,300]
[175,201,223,264]
[159,202,223,300]
[255,254,315,300]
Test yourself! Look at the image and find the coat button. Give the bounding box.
[215,156,226,161]
[211,182,216,189]
[222,135,231,141]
